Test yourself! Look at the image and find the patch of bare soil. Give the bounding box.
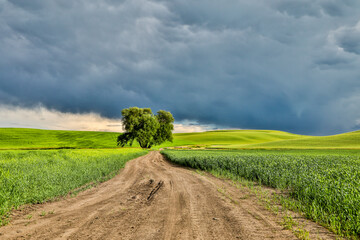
[0,152,338,239]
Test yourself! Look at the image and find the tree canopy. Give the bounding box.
[117,107,174,149]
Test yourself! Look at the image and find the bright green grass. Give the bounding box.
[162,129,360,149]
[1,128,359,150]
[245,130,360,149]
[0,148,147,225]
[0,128,304,150]
[157,129,304,149]
[0,128,121,149]
[162,149,360,237]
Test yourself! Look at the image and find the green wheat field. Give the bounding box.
[1,128,359,150]
[0,128,359,237]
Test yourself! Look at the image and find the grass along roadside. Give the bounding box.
[0,148,148,226]
[194,167,339,240]
[228,175,340,240]
[218,174,325,240]
[161,149,360,238]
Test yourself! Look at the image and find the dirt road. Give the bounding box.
[0,152,337,239]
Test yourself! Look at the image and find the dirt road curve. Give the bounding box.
[0,152,336,240]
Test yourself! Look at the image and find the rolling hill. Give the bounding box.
[243,130,360,149]
[0,128,358,150]
[158,130,304,148]
[0,128,119,149]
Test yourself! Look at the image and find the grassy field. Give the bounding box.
[1,128,359,150]
[1,128,303,150]
[243,130,360,149]
[162,149,360,237]
[160,129,360,149]
[0,148,147,225]
[158,129,304,149]
[1,127,359,236]
[0,128,120,149]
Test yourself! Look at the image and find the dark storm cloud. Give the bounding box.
[1,0,360,135]
[334,23,360,55]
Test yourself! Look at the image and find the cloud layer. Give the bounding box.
[0,104,210,133]
[0,104,123,132]
[1,0,360,134]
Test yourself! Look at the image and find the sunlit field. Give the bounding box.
[157,129,304,149]
[162,149,360,237]
[1,128,359,150]
[0,148,147,225]
[0,128,120,149]
[159,129,360,149]
[245,130,360,149]
[1,127,360,237]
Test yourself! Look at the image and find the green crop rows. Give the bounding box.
[162,149,360,237]
[0,148,147,225]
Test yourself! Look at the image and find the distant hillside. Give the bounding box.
[158,129,305,148]
[0,128,120,149]
[244,130,360,149]
[0,128,358,150]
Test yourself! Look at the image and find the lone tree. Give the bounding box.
[117,107,174,149]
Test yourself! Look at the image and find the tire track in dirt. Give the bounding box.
[0,151,338,240]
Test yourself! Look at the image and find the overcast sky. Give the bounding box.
[1,0,360,135]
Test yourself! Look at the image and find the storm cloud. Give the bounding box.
[1,0,360,135]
